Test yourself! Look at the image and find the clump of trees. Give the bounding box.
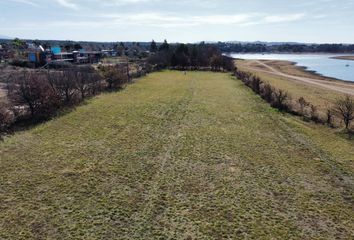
[298,97,310,117]
[147,41,235,71]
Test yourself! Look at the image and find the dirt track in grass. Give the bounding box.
[240,60,354,96]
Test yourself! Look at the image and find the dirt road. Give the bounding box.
[243,60,354,96]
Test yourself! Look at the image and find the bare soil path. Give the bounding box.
[243,60,354,96]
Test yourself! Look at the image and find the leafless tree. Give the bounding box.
[61,70,78,104]
[8,71,59,118]
[298,97,310,117]
[47,70,77,104]
[272,89,290,111]
[335,95,354,130]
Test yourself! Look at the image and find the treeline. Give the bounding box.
[147,41,235,71]
[0,64,136,134]
[234,69,354,133]
[218,42,354,53]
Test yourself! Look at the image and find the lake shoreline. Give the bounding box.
[331,56,354,61]
[285,60,354,84]
[229,53,354,82]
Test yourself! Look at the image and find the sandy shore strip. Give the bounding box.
[331,56,354,61]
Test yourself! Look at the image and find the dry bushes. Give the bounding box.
[235,68,325,122]
[98,65,130,89]
[235,69,291,112]
[0,63,152,133]
[335,95,354,130]
[0,103,12,133]
[8,71,60,118]
[272,89,290,111]
[2,67,102,130]
[235,69,354,133]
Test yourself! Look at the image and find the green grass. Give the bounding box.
[0,71,353,239]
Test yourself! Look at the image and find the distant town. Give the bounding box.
[1,38,354,69]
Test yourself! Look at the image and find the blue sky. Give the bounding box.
[1,0,354,43]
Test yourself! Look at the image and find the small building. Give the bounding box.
[27,46,104,66]
[101,50,117,57]
[52,52,75,63]
[73,51,102,64]
[28,45,49,65]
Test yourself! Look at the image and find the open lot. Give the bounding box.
[0,71,353,239]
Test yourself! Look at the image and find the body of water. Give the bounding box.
[229,53,354,82]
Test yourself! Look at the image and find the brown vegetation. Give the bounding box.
[1,65,135,133]
[0,103,12,133]
[335,95,354,130]
[234,68,354,134]
[99,65,130,89]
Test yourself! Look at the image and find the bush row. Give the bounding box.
[0,64,146,135]
[234,69,354,131]
[234,69,292,112]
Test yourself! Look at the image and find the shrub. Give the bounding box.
[310,104,321,123]
[210,54,223,71]
[251,76,262,94]
[62,67,102,100]
[0,103,12,132]
[222,56,236,72]
[100,65,130,89]
[260,83,274,103]
[52,70,77,104]
[298,97,310,117]
[325,105,334,127]
[8,71,60,119]
[272,89,290,111]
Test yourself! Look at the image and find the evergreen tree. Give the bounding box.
[150,40,157,52]
[159,39,169,51]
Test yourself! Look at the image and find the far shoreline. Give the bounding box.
[235,58,354,85]
[228,52,354,83]
[331,56,354,61]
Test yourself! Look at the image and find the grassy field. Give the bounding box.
[0,71,353,239]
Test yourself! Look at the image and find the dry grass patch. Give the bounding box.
[0,71,353,239]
